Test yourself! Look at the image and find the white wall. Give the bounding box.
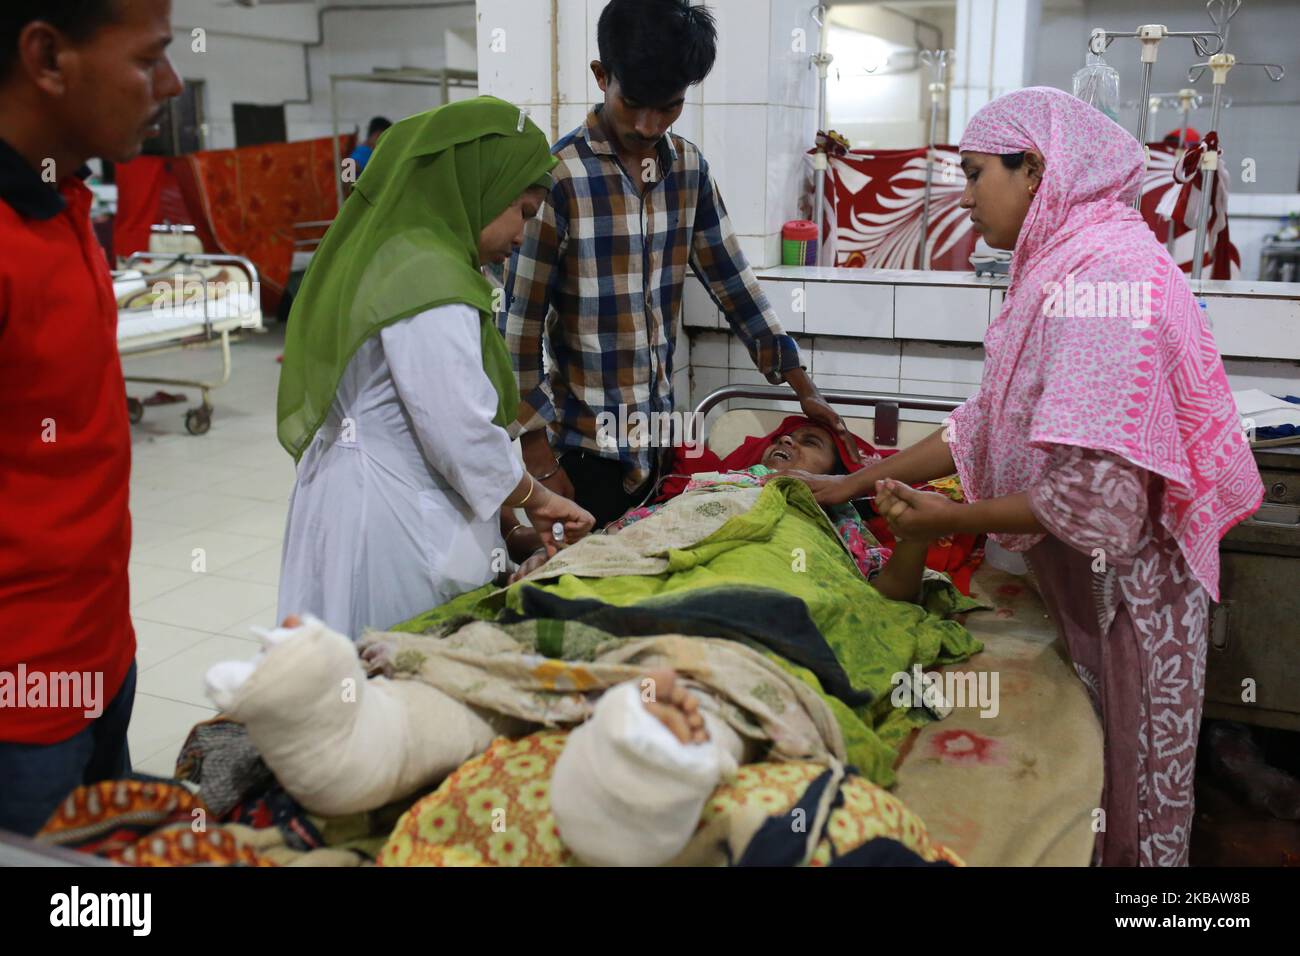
[476,0,821,270]
[166,0,477,150]
[685,270,1300,420]
[950,0,1042,140]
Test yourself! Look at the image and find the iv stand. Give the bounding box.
[1086,25,1223,209]
[916,49,953,270]
[810,4,833,267]
[1185,0,1284,279]
[1168,88,1197,254]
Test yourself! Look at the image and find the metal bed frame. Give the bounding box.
[692,384,963,424]
[118,249,262,436]
[621,383,966,509]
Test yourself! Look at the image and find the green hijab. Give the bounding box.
[277,96,556,461]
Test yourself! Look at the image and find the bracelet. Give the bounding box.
[505,524,531,544]
[532,463,561,482]
[515,474,536,508]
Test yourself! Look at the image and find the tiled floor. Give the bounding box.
[123,327,293,776]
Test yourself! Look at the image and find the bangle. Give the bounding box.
[532,463,561,482]
[505,524,530,544]
[515,474,536,508]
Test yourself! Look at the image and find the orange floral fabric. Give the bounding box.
[36,779,272,867]
[379,730,964,867]
[178,135,353,310]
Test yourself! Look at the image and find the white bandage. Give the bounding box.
[550,680,735,866]
[205,617,496,817]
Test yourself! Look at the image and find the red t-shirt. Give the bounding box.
[0,148,134,744]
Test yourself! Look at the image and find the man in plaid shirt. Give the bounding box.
[503,0,855,527]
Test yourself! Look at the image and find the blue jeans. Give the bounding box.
[0,662,136,836]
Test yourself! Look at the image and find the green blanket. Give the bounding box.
[394,477,982,786]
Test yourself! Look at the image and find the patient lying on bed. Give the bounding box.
[205,420,975,866]
[514,418,934,603]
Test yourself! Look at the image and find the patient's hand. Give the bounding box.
[360,637,399,678]
[509,548,550,584]
[876,478,956,540]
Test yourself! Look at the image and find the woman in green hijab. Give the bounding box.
[276,97,594,637]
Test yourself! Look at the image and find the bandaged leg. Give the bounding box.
[205,616,499,817]
[550,676,751,867]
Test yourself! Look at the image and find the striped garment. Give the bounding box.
[502,106,800,491]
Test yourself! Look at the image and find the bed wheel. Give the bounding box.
[127,397,144,425]
[185,407,212,435]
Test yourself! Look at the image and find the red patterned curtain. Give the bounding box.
[175,134,354,311]
[816,143,1237,278]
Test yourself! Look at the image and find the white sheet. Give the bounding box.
[116,292,260,345]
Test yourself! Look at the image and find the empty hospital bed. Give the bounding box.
[115,238,262,436]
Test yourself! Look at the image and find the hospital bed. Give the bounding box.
[1,386,1103,868]
[695,384,1105,866]
[115,232,262,435]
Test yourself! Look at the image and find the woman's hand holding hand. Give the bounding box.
[875,478,958,540]
[524,485,595,555]
[784,469,858,505]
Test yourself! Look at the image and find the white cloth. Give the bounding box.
[206,616,499,817]
[206,617,744,843]
[550,681,740,867]
[277,303,523,637]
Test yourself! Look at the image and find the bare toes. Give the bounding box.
[644,701,692,744]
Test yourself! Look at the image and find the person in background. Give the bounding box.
[503,0,857,528]
[0,0,182,836]
[349,115,392,177]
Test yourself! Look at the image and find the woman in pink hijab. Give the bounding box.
[794,87,1263,866]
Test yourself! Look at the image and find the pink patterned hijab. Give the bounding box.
[947,87,1261,600]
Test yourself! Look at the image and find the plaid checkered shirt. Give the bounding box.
[502,107,801,491]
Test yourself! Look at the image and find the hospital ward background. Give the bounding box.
[2,0,1300,895]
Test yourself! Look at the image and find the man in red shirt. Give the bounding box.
[0,1,181,835]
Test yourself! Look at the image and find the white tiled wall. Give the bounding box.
[804,281,893,338]
[899,341,986,386]
[757,278,804,332]
[767,0,820,109]
[895,285,990,343]
[1224,358,1300,398]
[683,273,721,329]
[702,104,769,235]
[812,338,901,378]
[700,0,771,106]
[1204,295,1300,362]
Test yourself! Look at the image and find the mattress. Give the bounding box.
[114,267,261,350]
[891,564,1104,865]
[117,295,258,346]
